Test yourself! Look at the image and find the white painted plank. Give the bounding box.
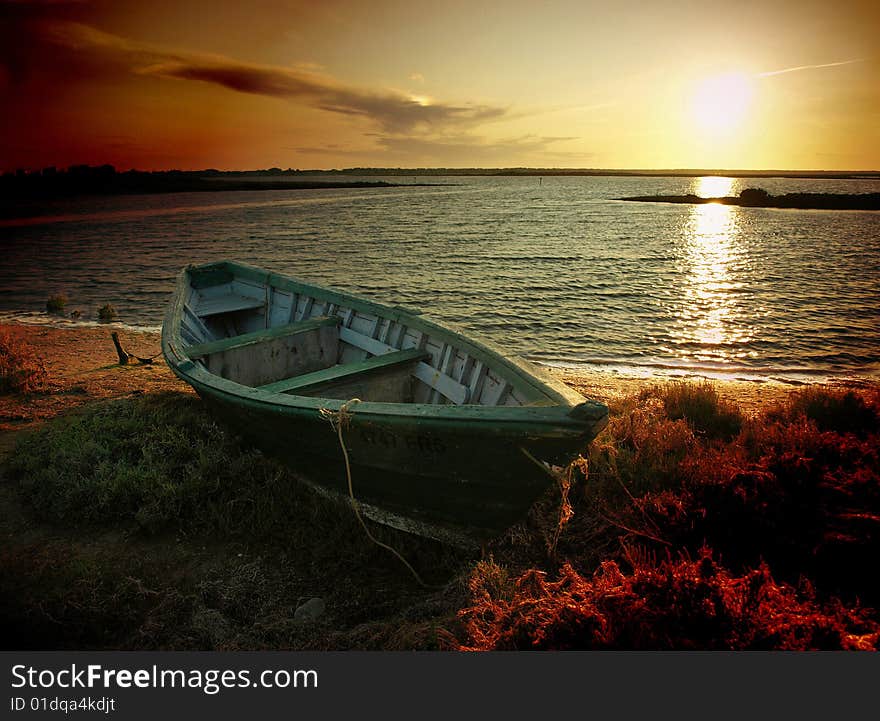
[269,290,293,327]
[429,343,452,404]
[340,326,394,356]
[339,326,470,404]
[194,283,234,300]
[195,294,265,317]
[469,362,489,402]
[349,312,377,336]
[413,363,470,405]
[183,304,212,340]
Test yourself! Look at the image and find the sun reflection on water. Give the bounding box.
[672,177,752,364]
[692,175,735,199]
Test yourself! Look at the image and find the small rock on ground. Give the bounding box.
[294,597,325,623]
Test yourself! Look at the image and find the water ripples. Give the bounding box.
[1,175,879,383]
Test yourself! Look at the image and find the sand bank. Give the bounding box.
[5,321,870,440]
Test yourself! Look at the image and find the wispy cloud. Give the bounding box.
[47,22,508,134]
[759,59,864,77]
[373,134,585,162]
[291,134,587,164]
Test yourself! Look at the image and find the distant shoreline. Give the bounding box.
[4,165,878,209]
[0,175,412,208]
[317,169,880,180]
[618,189,880,210]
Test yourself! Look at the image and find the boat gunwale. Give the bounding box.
[162,260,604,430]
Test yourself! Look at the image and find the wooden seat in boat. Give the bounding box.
[186,316,341,359]
[258,348,430,395]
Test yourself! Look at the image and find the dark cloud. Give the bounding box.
[145,57,506,133]
[0,0,89,7]
[2,15,582,167]
[42,21,509,134]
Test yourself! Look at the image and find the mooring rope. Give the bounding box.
[110,331,162,365]
[319,398,432,588]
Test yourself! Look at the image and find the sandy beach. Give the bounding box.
[2,321,871,440]
[0,323,185,439]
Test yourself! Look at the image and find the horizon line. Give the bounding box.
[6,165,880,176]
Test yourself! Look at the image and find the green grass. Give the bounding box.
[9,392,281,532]
[6,393,456,564]
[1,392,470,649]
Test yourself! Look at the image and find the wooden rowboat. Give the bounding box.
[162,260,608,544]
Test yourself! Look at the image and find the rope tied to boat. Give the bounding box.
[320,398,432,589]
[520,448,582,559]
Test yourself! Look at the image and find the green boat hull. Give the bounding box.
[163,261,608,544]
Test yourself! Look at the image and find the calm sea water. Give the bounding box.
[2,175,879,383]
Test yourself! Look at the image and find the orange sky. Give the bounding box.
[1,0,878,171]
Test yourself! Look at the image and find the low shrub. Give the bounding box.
[643,381,743,441]
[631,412,880,603]
[5,392,462,584]
[587,398,694,500]
[780,387,879,437]
[7,393,312,536]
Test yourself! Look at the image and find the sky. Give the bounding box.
[1,0,878,171]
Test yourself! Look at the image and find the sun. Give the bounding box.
[690,72,754,136]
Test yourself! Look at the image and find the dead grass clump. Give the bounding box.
[464,387,879,650]
[643,381,743,441]
[0,332,47,394]
[587,399,695,500]
[46,294,67,314]
[97,303,117,321]
[458,550,879,651]
[774,386,880,437]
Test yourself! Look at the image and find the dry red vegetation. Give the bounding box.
[639,409,880,604]
[0,332,47,394]
[459,385,880,650]
[460,551,878,651]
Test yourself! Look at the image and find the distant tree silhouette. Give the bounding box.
[739,188,770,205]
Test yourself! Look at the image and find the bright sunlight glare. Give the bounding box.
[691,73,754,136]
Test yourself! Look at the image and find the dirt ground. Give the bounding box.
[0,323,187,439]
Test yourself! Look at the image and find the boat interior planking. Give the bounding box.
[177,264,560,408]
